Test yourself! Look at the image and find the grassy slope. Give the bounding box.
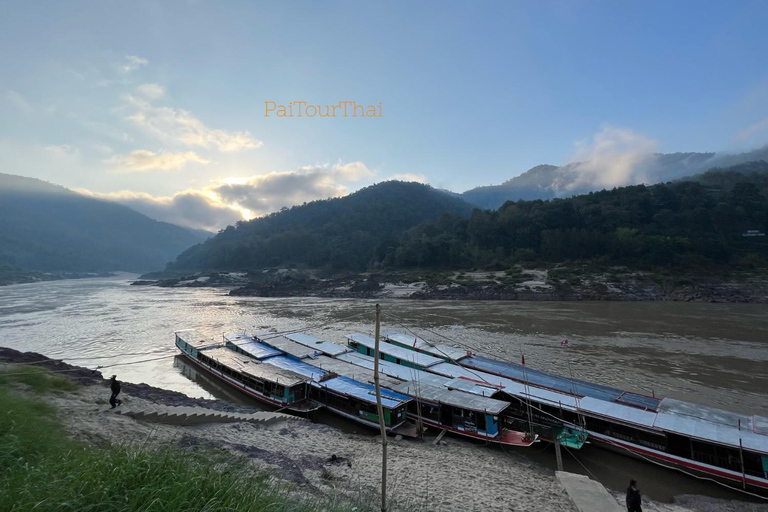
[0,366,365,512]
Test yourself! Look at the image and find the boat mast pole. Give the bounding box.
[374,303,388,512]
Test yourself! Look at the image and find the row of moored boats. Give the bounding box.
[174,328,768,494]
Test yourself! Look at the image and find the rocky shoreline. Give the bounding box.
[134,268,768,303]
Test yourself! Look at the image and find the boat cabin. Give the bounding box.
[345,333,443,371]
[263,355,411,429]
[189,346,309,406]
[175,330,220,357]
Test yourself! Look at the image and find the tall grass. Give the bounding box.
[0,368,377,512]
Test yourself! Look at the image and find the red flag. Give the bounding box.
[521,354,525,365]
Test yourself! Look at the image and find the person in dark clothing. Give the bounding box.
[626,479,642,512]
[109,375,122,409]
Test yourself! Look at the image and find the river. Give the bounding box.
[1,274,767,503]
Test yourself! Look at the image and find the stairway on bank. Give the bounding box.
[106,404,301,426]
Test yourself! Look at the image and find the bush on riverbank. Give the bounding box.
[0,368,369,512]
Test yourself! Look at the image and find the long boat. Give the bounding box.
[223,332,412,432]
[379,331,768,494]
[344,332,583,448]
[268,331,538,447]
[175,330,315,411]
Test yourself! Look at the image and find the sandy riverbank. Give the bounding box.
[1,348,766,512]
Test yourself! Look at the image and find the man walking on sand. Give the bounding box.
[626,479,642,512]
[109,375,123,409]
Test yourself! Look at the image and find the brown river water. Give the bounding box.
[1,274,767,504]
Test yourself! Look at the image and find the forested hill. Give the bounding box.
[376,161,768,270]
[167,181,476,271]
[0,173,208,272]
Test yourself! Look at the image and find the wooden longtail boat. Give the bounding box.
[380,331,768,495]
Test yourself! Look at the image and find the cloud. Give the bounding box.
[75,161,373,231]
[214,161,373,215]
[105,150,210,172]
[123,91,262,152]
[389,172,427,183]
[121,55,148,73]
[136,83,165,100]
[78,188,241,232]
[563,127,658,190]
[736,118,768,144]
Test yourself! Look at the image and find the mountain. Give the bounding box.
[461,146,768,210]
[167,180,476,272]
[0,173,208,272]
[377,162,768,271]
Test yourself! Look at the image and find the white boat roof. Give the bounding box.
[337,351,444,384]
[283,333,351,356]
[256,334,319,359]
[175,329,219,350]
[201,347,308,387]
[444,377,503,398]
[382,331,469,362]
[390,381,509,415]
[654,399,768,454]
[311,355,404,389]
[578,397,658,429]
[345,333,443,368]
[432,362,768,453]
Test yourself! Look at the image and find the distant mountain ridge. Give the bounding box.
[460,146,768,209]
[0,173,208,272]
[167,180,476,272]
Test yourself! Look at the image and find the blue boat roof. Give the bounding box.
[462,355,661,411]
[320,375,410,409]
[263,355,328,380]
[263,355,409,409]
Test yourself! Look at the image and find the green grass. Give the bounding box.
[0,364,79,393]
[0,369,380,512]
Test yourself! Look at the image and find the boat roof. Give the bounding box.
[262,355,328,380]
[338,351,499,398]
[390,381,508,415]
[256,334,320,359]
[175,329,219,350]
[225,334,283,360]
[461,355,662,411]
[435,361,768,453]
[284,333,351,356]
[311,355,404,389]
[345,333,443,368]
[201,347,308,387]
[654,399,768,454]
[337,351,446,385]
[382,331,469,362]
[324,374,411,409]
[261,356,408,408]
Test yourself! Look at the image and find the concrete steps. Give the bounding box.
[555,471,623,512]
[107,404,301,426]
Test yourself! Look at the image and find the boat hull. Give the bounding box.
[412,414,537,447]
[177,348,291,408]
[586,431,768,494]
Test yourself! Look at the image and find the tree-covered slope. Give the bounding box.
[168,181,476,271]
[377,162,768,270]
[0,173,207,272]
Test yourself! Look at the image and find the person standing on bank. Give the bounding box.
[109,375,122,408]
[626,479,642,512]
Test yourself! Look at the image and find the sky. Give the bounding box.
[1,1,767,231]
